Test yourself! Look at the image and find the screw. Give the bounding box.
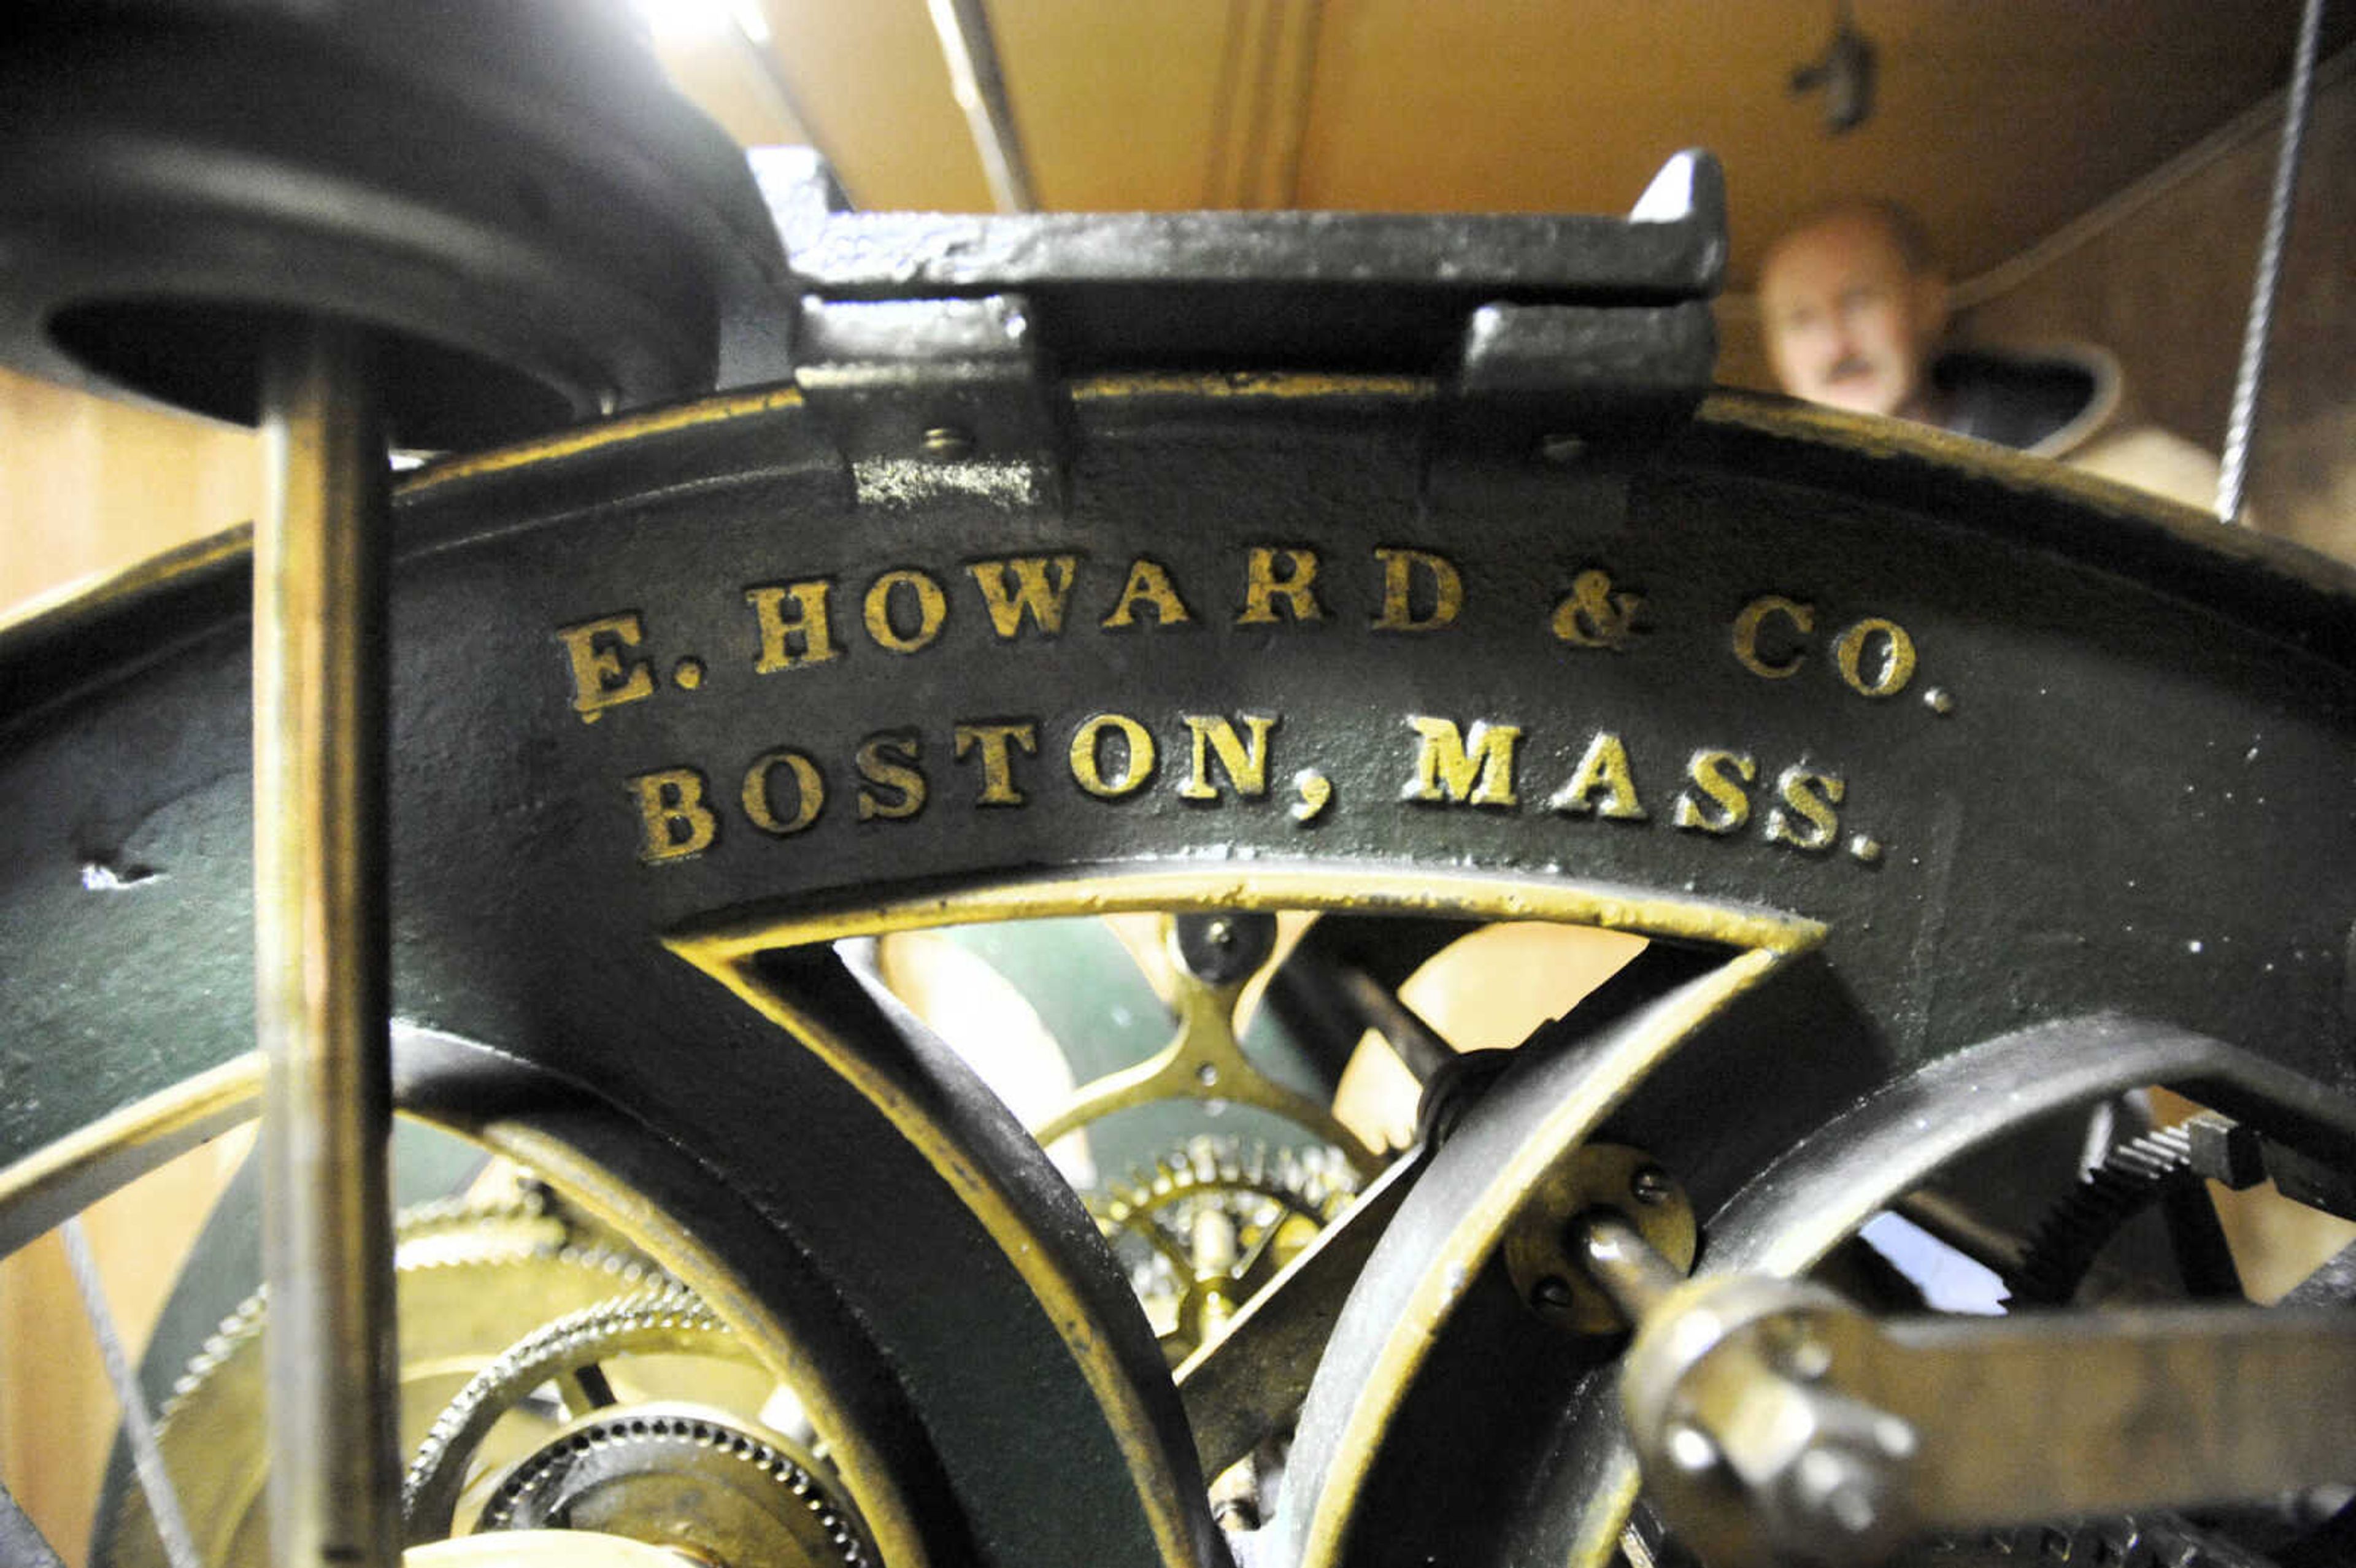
[1531,1275,1577,1313]
[1630,1166,1675,1207]
[922,425,976,458]
[1793,1447,1886,1538]
[1665,1422,1719,1475]
[1784,1334,1834,1382]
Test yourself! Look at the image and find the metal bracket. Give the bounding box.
[1447,299,1718,449]
[791,293,1064,511]
[749,145,1727,502]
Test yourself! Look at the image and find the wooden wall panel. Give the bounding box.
[0,372,256,620]
[0,1135,253,1567]
[1955,56,2354,558]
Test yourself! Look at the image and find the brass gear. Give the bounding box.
[1089,1134,1356,1362]
[476,1402,870,1567]
[105,1195,661,1568]
[401,1283,862,1554]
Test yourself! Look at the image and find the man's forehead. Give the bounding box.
[1761,211,1915,297]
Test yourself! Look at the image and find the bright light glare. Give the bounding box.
[1860,1211,2010,1315]
[629,0,772,48]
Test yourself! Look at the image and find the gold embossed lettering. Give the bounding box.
[1832,617,1917,698]
[556,613,655,723]
[629,767,716,863]
[953,721,1039,806]
[1238,547,1325,625]
[1549,731,1647,820]
[1069,712,1157,799]
[1549,569,1644,650]
[745,580,839,673]
[1731,596,1814,680]
[1404,717,1519,808]
[863,569,948,654]
[742,748,825,836]
[1372,548,1462,632]
[1671,750,1757,835]
[1100,558,1195,629]
[1180,714,1277,801]
[968,556,1079,639]
[1764,766,1845,851]
[856,732,926,821]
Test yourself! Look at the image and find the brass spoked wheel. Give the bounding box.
[4,382,2354,1568]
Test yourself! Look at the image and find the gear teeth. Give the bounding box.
[1088,1132,1364,1356]
[401,1282,765,1540]
[152,1215,655,1426]
[2011,1124,2201,1305]
[475,1405,872,1566]
[1096,1134,1359,1220]
[1913,1512,2273,1568]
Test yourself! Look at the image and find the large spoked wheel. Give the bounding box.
[2,382,2352,1568]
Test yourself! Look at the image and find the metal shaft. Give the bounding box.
[1574,1209,1687,1324]
[1336,967,1455,1085]
[2215,0,2324,522]
[256,319,401,1568]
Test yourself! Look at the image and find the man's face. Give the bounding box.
[1759,212,1947,421]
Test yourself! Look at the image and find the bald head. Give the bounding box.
[1758,202,1950,421]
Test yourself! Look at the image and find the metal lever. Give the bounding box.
[1574,1212,2356,1568]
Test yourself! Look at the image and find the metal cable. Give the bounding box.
[925,0,1037,212]
[2216,0,2326,523]
[59,1218,203,1568]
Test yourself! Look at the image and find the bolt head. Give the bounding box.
[1665,1422,1719,1475]
[1531,1275,1577,1312]
[1784,1335,1834,1382]
[1794,1448,1882,1536]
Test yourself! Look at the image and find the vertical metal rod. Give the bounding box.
[256,319,400,1568]
[925,0,1037,212]
[2216,0,2324,523]
[61,1218,202,1568]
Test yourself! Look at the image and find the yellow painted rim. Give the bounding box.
[669,863,1823,1568]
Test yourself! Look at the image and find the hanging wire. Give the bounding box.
[925,0,1037,212]
[2216,0,2327,523]
[60,1218,204,1568]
